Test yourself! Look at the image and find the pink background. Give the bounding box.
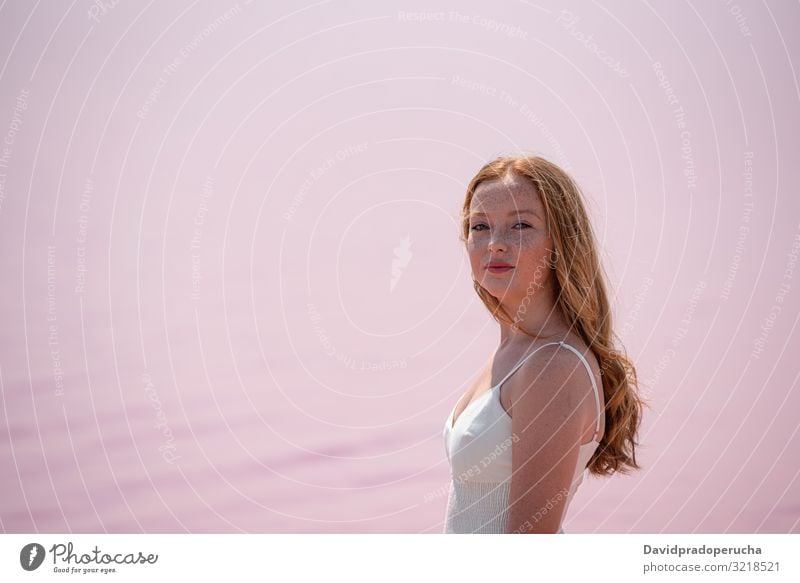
[1,0,799,533]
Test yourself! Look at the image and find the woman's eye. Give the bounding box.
[469,222,530,231]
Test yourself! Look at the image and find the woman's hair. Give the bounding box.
[460,154,647,476]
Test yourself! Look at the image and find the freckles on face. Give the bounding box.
[466,176,554,291]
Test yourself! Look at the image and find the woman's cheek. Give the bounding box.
[466,232,489,252]
[525,230,550,248]
[513,232,538,254]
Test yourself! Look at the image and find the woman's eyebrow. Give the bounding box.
[469,210,540,218]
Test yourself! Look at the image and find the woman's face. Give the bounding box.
[467,173,556,308]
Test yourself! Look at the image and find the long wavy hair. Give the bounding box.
[460,154,647,476]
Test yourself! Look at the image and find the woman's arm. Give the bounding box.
[505,346,594,534]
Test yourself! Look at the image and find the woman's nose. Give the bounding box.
[488,236,508,253]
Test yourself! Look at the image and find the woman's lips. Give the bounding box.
[487,265,514,274]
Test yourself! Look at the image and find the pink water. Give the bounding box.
[1,0,799,533]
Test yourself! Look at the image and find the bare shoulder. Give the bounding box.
[502,340,599,533]
[512,344,583,393]
[502,340,600,426]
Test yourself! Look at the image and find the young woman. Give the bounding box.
[442,155,646,534]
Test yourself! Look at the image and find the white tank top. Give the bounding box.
[442,341,603,533]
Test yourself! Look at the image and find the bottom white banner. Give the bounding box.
[1,534,798,582]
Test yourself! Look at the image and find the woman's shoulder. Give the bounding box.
[509,331,594,365]
[504,333,600,406]
[557,335,601,375]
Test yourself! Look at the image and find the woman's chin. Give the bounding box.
[485,285,518,302]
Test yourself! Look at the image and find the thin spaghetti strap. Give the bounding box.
[494,341,565,389]
[559,342,603,440]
